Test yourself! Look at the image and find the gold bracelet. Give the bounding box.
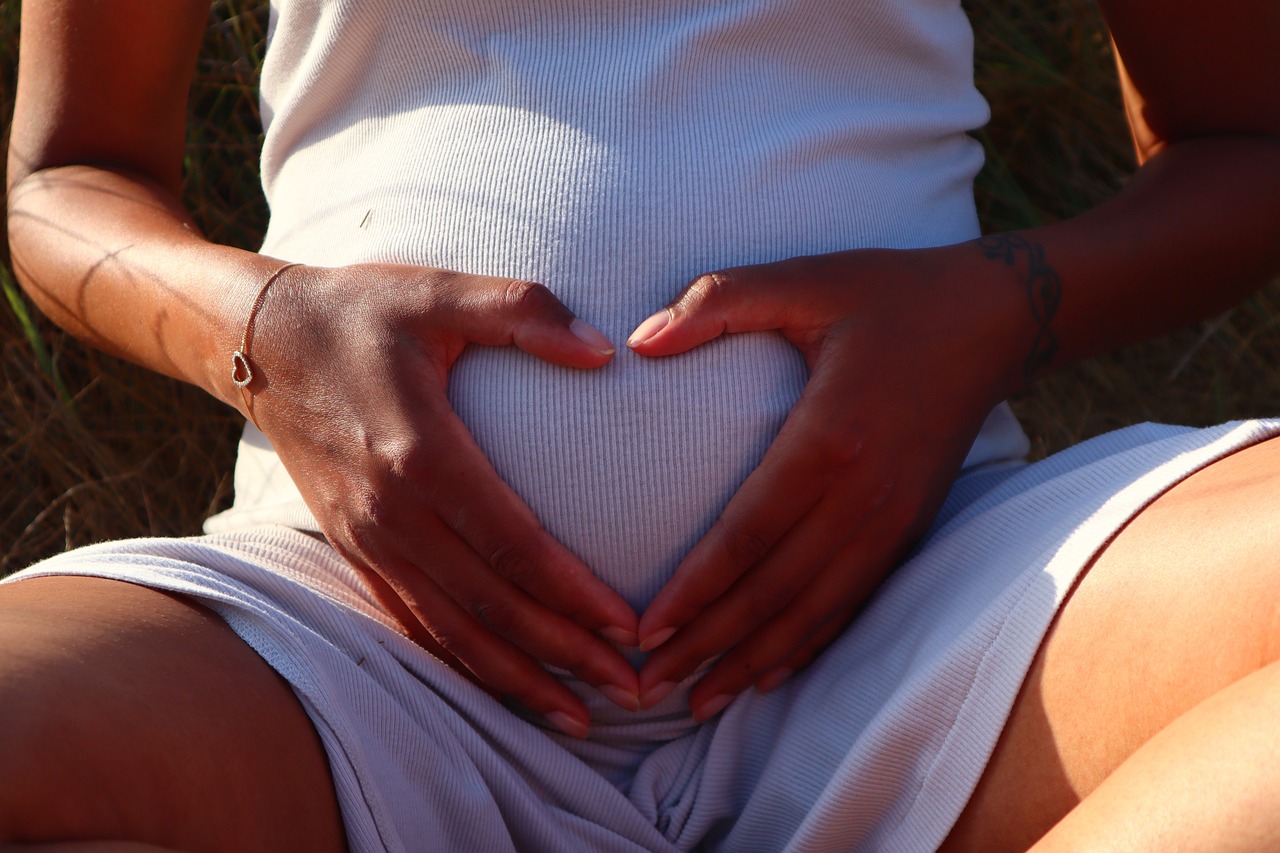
[231,261,302,391]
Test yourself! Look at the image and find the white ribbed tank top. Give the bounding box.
[210,0,1030,619]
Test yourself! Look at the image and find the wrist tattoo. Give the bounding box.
[979,234,1061,387]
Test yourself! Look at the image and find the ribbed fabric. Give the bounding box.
[11,420,1280,851]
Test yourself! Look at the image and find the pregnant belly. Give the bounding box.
[448,330,808,613]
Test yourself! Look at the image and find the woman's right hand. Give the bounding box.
[243,262,641,737]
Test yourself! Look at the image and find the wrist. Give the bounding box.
[229,262,306,425]
[971,233,1064,393]
[904,239,1043,404]
[205,255,311,418]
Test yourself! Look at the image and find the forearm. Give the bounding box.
[949,133,1280,400]
[6,163,285,410]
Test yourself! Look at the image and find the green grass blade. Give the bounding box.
[0,264,74,408]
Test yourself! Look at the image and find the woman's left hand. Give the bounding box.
[627,244,1026,719]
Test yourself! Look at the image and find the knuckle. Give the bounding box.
[486,538,545,589]
[366,440,409,481]
[471,598,522,636]
[803,425,863,472]
[551,638,591,675]
[680,271,733,310]
[549,596,592,624]
[373,434,432,481]
[361,438,442,508]
[718,518,775,570]
[346,487,393,539]
[502,279,562,318]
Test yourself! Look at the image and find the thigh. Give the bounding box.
[0,576,345,852]
[942,435,1280,852]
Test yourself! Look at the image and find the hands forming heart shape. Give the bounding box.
[248,243,1019,737]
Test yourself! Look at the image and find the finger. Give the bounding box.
[626,259,830,357]
[338,416,641,696]
[430,271,616,369]
[687,541,899,721]
[693,602,860,718]
[340,540,597,738]
[637,484,874,699]
[753,607,854,694]
[634,477,819,654]
[693,455,947,712]
[399,520,640,710]
[348,552,485,685]
[681,463,924,716]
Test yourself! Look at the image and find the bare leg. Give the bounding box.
[0,577,345,852]
[942,435,1280,851]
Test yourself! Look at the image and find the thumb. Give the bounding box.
[458,277,616,369]
[626,268,800,357]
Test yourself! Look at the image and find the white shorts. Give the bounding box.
[7,420,1277,852]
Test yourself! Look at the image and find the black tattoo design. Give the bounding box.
[979,234,1062,387]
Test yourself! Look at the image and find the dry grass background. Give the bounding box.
[2,0,1278,576]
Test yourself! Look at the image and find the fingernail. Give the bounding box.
[640,680,677,709]
[756,667,794,694]
[570,318,615,354]
[600,684,641,712]
[627,310,671,347]
[602,626,639,646]
[545,710,589,739]
[639,626,676,653]
[695,693,735,722]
